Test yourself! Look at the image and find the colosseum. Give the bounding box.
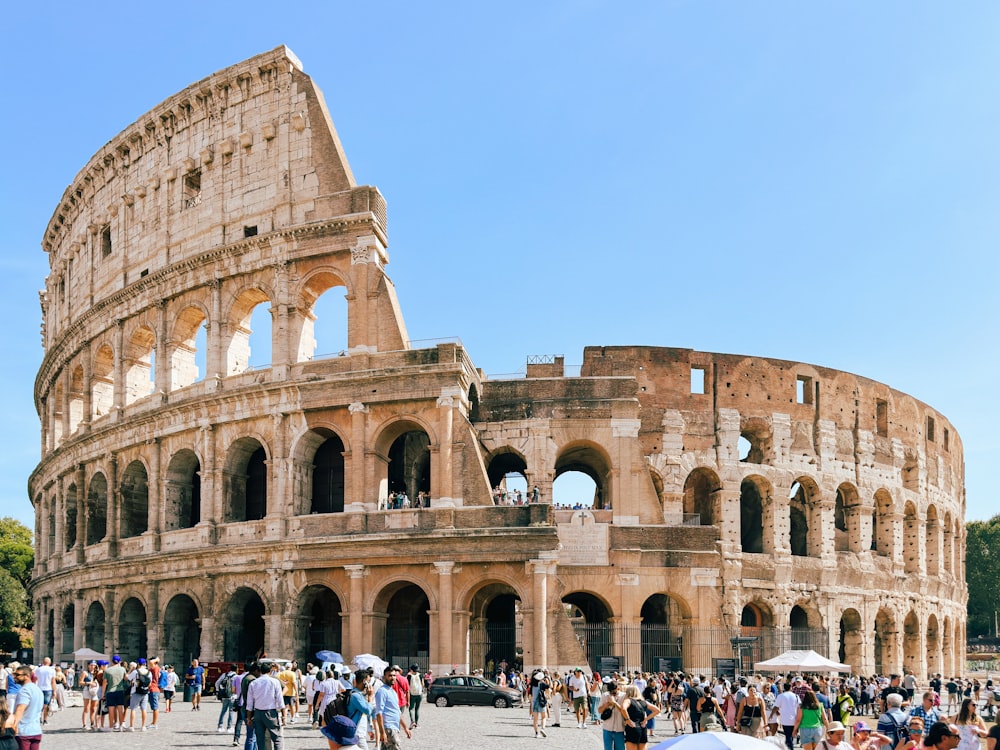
[28,46,966,678]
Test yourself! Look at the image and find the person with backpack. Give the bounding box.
[147,657,163,730]
[406,665,423,729]
[877,693,911,749]
[216,664,237,734]
[126,658,152,731]
[325,671,375,749]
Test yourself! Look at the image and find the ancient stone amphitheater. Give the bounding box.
[29,47,966,677]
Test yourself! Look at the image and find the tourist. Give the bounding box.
[32,659,55,726]
[923,721,961,750]
[950,699,987,750]
[848,720,894,750]
[185,658,204,711]
[406,665,423,729]
[598,677,628,750]
[623,683,660,750]
[321,715,360,749]
[529,670,551,738]
[6,665,43,748]
[898,717,927,750]
[103,655,127,731]
[794,689,830,750]
[147,657,162,730]
[80,662,99,730]
[163,664,178,712]
[736,684,766,738]
[247,662,284,750]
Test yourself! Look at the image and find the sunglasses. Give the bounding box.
[909,730,924,734]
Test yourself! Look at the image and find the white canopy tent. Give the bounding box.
[753,649,850,672]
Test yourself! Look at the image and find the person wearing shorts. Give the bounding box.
[568,668,589,728]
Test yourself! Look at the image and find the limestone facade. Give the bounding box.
[29,47,966,677]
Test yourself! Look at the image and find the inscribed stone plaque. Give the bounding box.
[557,510,609,566]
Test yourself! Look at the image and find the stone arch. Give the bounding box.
[873,489,895,557]
[740,417,773,464]
[562,591,615,670]
[224,436,269,522]
[294,269,350,362]
[164,449,201,530]
[294,584,343,667]
[839,608,863,669]
[741,600,775,629]
[87,472,108,544]
[485,448,528,503]
[789,476,821,557]
[467,580,524,675]
[226,287,272,375]
[120,459,149,538]
[64,482,78,551]
[683,467,722,526]
[118,596,148,661]
[373,418,434,506]
[371,579,432,670]
[834,482,860,552]
[874,607,897,675]
[50,380,64,447]
[291,426,348,515]
[91,343,114,419]
[221,585,267,662]
[555,440,613,510]
[739,475,770,553]
[85,601,106,652]
[925,504,940,576]
[903,610,921,675]
[468,383,481,423]
[169,304,209,390]
[790,602,823,649]
[163,594,201,668]
[903,501,920,573]
[639,593,688,672]
[124,324,157,405]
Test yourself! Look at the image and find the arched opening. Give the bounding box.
[789,481,809,556]
[943,512,954,575]
[91,344,114,420]
[790,605,813,648]
[120,460,149,538]
[903,502,919,573]
[118,597,148,662]
[834,487,850,552]
[640,594,685,672]
[468,384,481,423]
[50,382,64,447]
[311,435,346,514]
[61,603,75,657]
[555,442,611,509]
[87,473,108,544]
[45,610,54,657]
[469,583,523,675]
[85,601,106,653]
[839,609,863,668]
[163,595,201,668]
[227,289,272,375]
[226,438,268,522]
[124,325,156,405]
[297,274,348,361]
[296,586,343,667]
[222,587,266,662]
[170,305,208,390]
[165,450,201,530]
[64,483,78,551]
[739,478,764,553]
[683,469,721,526]
[562,592,613,669]
[387,430,431,504]
[741,602,774,668]
[486,451,528,505]
[380,584,430,669]
[739,420,772,464]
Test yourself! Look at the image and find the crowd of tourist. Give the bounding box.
[3,654,1000,750]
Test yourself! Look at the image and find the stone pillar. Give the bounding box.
[61,372,71,443]
[761,487,778,554]
[345,565,366,659]
[51,596,63,661]
[149,438,162,550]
[208,280,224,379]
[107,453,119,557]
[434,391,457,506]
[348,403,369,510]
[53,480,63,565]
[146,585,160,659]
[816,498,836,558]
[199,617,216,663]
[200,424,219,535]
[271,261,291,377]
[528,557,557,669]
[104,589,116,656]
[112,320,124,416]
[81,354,92,431]
[156,299,169,396]
[433,562,456,673]
[73,594,85,654]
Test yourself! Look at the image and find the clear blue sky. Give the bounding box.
[2,2,997,530]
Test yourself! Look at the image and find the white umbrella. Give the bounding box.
[73,647,109,661]
[753,649,849,672]
[352,653,389,675]
[651,731,788,750]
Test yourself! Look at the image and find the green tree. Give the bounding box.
[0,568,30,631]
[966,514,1000,637]
[0,517,33,588]
[0,517,33,648]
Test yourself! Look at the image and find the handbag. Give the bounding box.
[740,715,753,727]
[601,706,614,721]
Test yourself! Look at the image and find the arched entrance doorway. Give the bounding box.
[163,595,201,668]
[222,588,266,662]
[839,609,863,669]
[85,602,106,652]
[380,584,430,670]
[468,583,523,675]
[640,594,685,672]
[562,592,612,670]
[118,597,148,661]
[296,586,343,666]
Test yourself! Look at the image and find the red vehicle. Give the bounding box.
[202,661,244,696]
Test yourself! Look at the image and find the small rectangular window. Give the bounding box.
[139,269,149,278]
[244,225,258,238]
[926,416,936,442]
[796,375,814,405]
[101,225,112,257]
[182,170,202,209]
[690,366,706,395]
[943,428,950,451]
[875,399,888,437]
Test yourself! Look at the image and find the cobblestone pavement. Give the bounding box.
[36,694,615,749]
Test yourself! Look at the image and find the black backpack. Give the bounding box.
[135,669,152,694]
[323,691,353,724]
[877,711,908,747]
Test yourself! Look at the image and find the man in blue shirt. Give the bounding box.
[185,658,205,711]
[6,665,43,746]
[374,666,404,750]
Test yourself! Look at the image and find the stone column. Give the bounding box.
[156,299,169,397]
[112,320,124,417]
[434,391,456,506]
[149,438,162,551]
[146,585,160,659]
[61,372,71,443]
[107,453,119,557]
[51,596,63,661]
[53,480,64,566]
[345,565,366,658]
[73,594,85,654]
[816,497,836,558]
[81,350,92,431]
[75,464,87,564]
[207,279,223,379]
[433,562,456,672]
[528,557,557,669]
[104,589,116,656]
[348,403,368,510]
[200,424,219,538]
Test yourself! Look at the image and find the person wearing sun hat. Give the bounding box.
[820,721,852,750]
[848,720,894,750]
[321,715,359,748]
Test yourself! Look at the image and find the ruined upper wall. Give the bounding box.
[39,46,381,350]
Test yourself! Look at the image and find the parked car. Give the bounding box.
[427,674,522,708]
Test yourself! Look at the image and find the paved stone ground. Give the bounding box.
[35,693,613,749]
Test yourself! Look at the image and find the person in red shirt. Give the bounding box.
[391,665,412,733]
